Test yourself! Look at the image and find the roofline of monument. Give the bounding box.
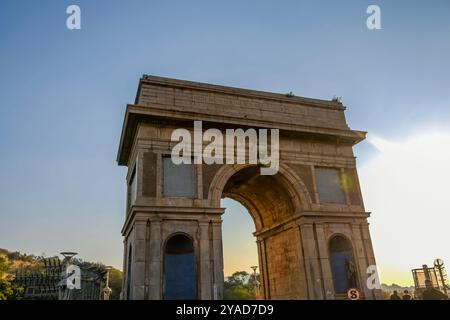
[135,74,346,111]
[116,104,367,166]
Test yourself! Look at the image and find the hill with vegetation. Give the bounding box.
[0,248,123,300]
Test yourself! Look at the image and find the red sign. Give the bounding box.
[347,288,360,300]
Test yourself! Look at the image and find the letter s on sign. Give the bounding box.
[347,288,360,300]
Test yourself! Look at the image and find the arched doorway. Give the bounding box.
[164,234,197,299]
[215,164,307,299]
[221,197,259,299]
[329,235,358,294]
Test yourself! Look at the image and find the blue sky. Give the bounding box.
[1,1,449,284]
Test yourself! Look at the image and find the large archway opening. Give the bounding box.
[220,166,297,230]
[221,197,258,299]
[218,165,303,299]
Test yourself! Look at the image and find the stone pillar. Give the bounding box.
[361,223,382,299]
[211,220,224,299]
[198,221,212,299]
[121,240,127,300]
[314,224,335,300]
[148,219,162,299]
[350,223,370,299]
[132,221,147,299]
[256,238,270,299]
[299,224,324,299]
[288,225,308,299]
[126,230,135,300]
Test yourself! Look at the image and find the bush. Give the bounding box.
[223,271,256,300]
[0,280,24,300]
[108,268,123,300]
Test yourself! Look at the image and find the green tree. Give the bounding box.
[223,271,254,300]
[108,268,123,300]
[0,256,8,278]
[0,280,24,300]
[0,255,24,300]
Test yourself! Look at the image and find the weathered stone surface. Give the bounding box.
[142,152,157,197]
[118,75,379,300]
[288,164,316,203]
[202,163,223,200]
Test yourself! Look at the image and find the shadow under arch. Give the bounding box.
[210,163,312,232]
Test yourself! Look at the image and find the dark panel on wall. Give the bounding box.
[164,235,196,300]
[163,158,196,197]
[289,164,316,203]
[142,152,157,197]
[315,167,346,204]
[202,163,223,199]
[343,168,361,206]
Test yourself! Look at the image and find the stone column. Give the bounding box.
[126,230,136,300]
[132,220,147,299]
[211,220,224,299]
[361,223,382,299]
[198,221,212,299]
[121,240,127,300]
[351,223,372,299]
[299,223,324,299]
[288,224,307,299]
[148,219,162,299]
[256,238,270,299]
[314,224,335,300]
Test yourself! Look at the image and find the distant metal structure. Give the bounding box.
[101,266,113,300]
[14,257,61,300]
[412,258,449,295]
[250,265,261,299]
[60,252,78,261]
[434,258,448,295]
[13,252,110,300]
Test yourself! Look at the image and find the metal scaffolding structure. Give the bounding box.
[13,253,111,300]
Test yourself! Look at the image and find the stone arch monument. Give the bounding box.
[117,75,381,300]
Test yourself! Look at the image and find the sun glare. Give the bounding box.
[360,131,450,286]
